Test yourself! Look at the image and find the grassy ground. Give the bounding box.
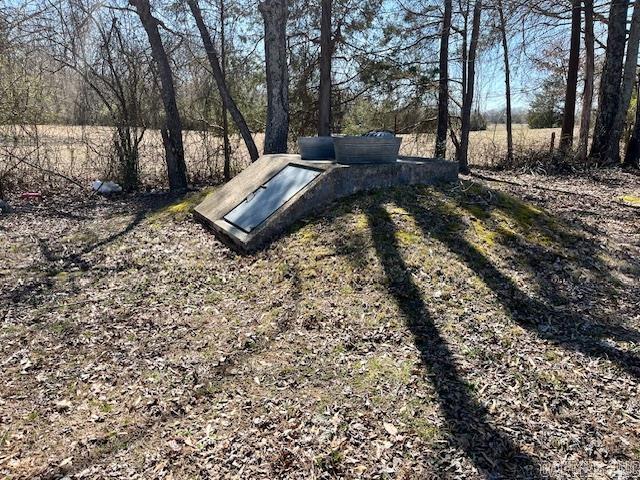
[1,168,639,479]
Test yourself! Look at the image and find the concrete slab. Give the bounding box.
[194,154,458,252]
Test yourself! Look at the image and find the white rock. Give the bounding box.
[91,180,123,194]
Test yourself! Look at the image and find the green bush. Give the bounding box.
[527,77,564,129]
[470,111,487,131]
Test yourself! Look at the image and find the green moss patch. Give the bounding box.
[149,187,215,223]
[620,195,640,205]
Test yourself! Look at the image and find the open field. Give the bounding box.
[400,123,562,164]
[0,124,565,193]
[1,167,639,478]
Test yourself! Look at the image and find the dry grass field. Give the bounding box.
[400,123,561,165]
[0,124,564,193]
[0,125,255,192]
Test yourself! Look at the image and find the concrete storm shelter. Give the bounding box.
[194,136,458,252]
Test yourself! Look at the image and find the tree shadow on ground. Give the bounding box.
[401,184,640,378]
[345,180,638,477]
[360,202,543,479]
[2,193,185,307]
[3,210,146,308]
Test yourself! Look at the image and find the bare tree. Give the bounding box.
[0,5,50,197]
[10,0,152,191]
[129,0,188,192]
[624,70,640,168]
[93,17,149,190]
[318,0,332,136]
[435,0,452,158]
[559,0,581,154]
[589,0,629,165]
[187,0,259,164]
[259,0,289,154]
[577,0,594,161]
[610,0,640,163]
[219,0,231,180]
[456,0,482,174]
[496,0,512,163]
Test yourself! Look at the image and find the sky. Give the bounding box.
[4,0,615,115]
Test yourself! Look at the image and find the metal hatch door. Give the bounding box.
[223,165,321,233]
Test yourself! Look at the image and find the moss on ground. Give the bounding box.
[354,355,412,390]
[149,187,215,223]
[395,230,422,246]
[621,195,640,205]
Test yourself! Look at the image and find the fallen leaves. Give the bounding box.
[383,422,399,436]
[0,170,639,478]
[55,400,73,412]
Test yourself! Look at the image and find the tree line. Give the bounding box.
[1,0,639,192]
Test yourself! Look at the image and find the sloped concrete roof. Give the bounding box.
[194,154,457,252]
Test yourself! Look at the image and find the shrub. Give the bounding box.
[527,77,564,129]
[470,111,487,131]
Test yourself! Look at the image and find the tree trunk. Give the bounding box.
[187,0,259,163]
[588,0,629,165]
[455,1,469,161]
[624,73,640,168]
[610,0,640,163]
[497,0,512,163]
[318,0,332,136]
[559,0,581,154]
[259,0,289,154]
[220,0,231,180]
[435,0,452,158]
[129,0,187,192]
[456,0,482,174]
[460,3,469,105]
[577,0,594,161]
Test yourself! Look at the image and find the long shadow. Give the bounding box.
[3,192,181,307]
[39,210,145,265]
[361,203,542,479]
[397,188,640,379]
[454,194,640,347]
[3,211,146,308]
[59,263,305,478]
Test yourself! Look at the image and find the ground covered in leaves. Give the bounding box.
[1,168,639,479]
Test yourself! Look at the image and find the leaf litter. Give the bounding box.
[0,168,639,479]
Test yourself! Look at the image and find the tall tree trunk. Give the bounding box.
[577,0,594,161]
[453,2,469,158]
[497,0,512,163]
[624,73,640,168]
[588,0,629,165]
[610,0,640,163]
[559,0,581,154]
[187,0,259,163]
[220,0,231,180]
[129,0,187,192]
[435,0,452,158]
[461,3,469,105]
[318,0,332,136]
[259,0,289,154]
[456,0,482,174]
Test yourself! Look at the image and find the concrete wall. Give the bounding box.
[194,155,458,252]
